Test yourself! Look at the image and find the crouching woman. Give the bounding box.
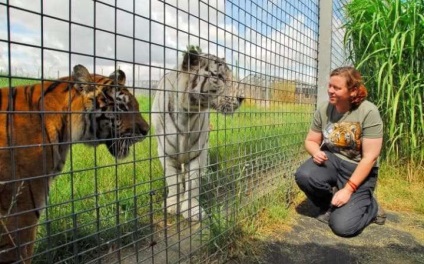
[295,66,386,237]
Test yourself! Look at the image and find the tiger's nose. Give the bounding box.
[133,119,149,136]
[137,122,150,136]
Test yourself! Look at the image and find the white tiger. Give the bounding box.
[152,48,244,221]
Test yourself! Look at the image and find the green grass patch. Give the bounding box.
[0,77,40,87]
[376,161,424,214]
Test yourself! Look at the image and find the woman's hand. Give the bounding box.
[331,188,353,207]
[312,151,328,165]
[304,129,325,164]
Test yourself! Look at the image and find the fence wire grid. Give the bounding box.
[0,0,348,263]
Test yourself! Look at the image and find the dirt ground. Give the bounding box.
[231,198,424,264]
[92,196,424,264]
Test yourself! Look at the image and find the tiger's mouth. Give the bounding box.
[105,133,146,159]
[212,97,245,115]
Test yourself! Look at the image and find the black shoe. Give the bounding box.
[316,207,333,224]
[373,206,387,225]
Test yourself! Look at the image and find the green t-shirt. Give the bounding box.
[311,100,383,164]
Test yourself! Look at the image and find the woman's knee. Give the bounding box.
[294,166,313,189]
[329,222,357,237]
[329,212,362,237]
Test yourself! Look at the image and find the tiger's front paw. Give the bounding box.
[181,199,207,222]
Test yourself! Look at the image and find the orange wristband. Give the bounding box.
[347,180,358,192]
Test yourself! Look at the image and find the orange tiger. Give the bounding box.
[0,65,149,263]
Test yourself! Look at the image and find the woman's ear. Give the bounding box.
[350,87,358,98]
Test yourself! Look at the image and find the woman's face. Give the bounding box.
[328,75,354,106]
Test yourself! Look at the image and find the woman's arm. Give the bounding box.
[347,137,382,188]
[305,129,328,165]
[331,137,383,207]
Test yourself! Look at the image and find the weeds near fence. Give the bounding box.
[344,0,424,168]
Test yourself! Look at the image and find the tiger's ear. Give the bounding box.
[182,49,200,71]
[73,64,95,92]
[109,69,126,86]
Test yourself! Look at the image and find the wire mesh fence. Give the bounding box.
[0,0,348,263]
[332,0,350,69]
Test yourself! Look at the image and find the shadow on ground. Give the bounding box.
[232,199,424,264]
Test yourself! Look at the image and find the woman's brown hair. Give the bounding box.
[330,66,368,108]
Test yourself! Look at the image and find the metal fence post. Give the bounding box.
[317,0,333,106]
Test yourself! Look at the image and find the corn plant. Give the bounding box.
[343,0,424,165]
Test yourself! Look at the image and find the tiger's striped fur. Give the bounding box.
[0,64,149,263]
[152,50,244,221]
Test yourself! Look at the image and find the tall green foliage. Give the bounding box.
[344,0,424,164]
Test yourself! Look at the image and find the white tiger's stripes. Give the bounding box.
[152,50,244,221]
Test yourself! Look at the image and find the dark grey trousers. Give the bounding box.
[294,151,379,237]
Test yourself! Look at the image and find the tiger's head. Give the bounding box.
[181,49,244,114]
[328,122,361,150]
[72,65,150,159]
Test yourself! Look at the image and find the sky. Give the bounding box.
[0,0,346,86]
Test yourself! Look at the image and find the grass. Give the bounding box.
[376,162,424,214]
[0,77,40,87]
